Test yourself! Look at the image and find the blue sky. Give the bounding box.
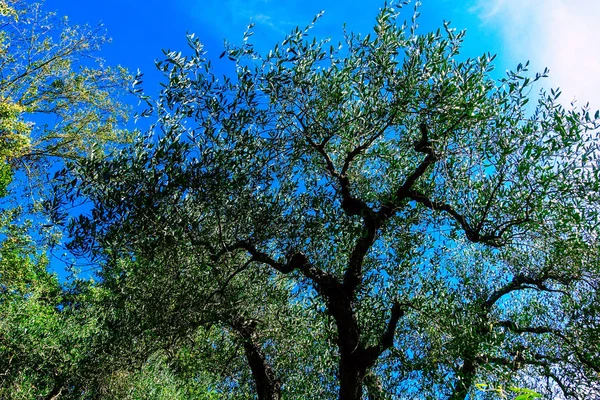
[46,0,600,110]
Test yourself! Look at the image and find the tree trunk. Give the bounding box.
[234,319,282,400]
[330,296,369,400]
[241,340,282,400]
[338,351,368,400]
[448,348,478,400]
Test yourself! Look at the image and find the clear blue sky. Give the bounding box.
[44,1,507,93]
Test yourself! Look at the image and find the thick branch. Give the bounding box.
[225,241,300,274]
[339,176,376,218]
[408,190,503,246]
[408,188,532,247]
[397,123,438,194]
[485,274,564,309]
[303,129,374,219]
[342,217,380,295]
[344,124,439,298]
[484,275,528,309]
[380,301,404,350]
[379,123,438,218]
[226,241,343,301]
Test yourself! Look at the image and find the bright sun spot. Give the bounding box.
[473,0,600,110]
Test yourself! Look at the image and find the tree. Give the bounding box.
[0,208,109,399]
[0,1,134,398]
[59,2,600,399]
[0,0,130,196]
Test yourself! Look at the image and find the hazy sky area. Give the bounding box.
[48,0,600,110]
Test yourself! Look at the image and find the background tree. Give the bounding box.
[59,135,338,398]
[59,2,600,399]
[0,209,108,399]
[0,0,130,196]
[0,1,134,398]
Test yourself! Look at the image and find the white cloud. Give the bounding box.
[473,0,600,110]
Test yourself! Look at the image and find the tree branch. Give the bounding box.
[447,356,478,400]
[398,123,438,192]
[496,320,563,337]
[225,241,343,300]
[224,241,297,274]
[203,259,254,307]
[475,168,506,232]
[343,124,440,301]
[364,301,405,364]
[479,355,550,370]
[379,122,438,218]
[546,368,578,399]
[342,217,380,295]
[306,141,374,218]
[340,112,398,177]
[408,190,504,246]
[485,274,567,309]
[380,301,405,351]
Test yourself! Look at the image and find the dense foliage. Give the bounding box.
[0,1,131,398]
[3,1,600,399]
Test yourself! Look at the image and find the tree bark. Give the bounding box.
[234,319,282,400]
[447,356,477,400]
[339,353,368,400]
[331,298,403,400]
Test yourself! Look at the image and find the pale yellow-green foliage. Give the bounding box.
[0,0,131,188]
[0,1,17,20]
[97,355,220,400]
[0,101,31,158]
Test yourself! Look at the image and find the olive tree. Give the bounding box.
[60,2,600,399]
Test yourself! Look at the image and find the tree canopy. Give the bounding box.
[4,1,600,399]
[0,1,131,398]
[0,0,130,195]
